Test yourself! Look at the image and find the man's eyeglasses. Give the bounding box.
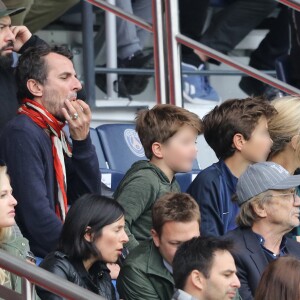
[268,187,300,204]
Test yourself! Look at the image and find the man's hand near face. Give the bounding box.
[11,25,32,52]
[62,99,91,141]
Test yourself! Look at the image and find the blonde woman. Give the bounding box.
[0,164,32,291]
[268,96,300,239]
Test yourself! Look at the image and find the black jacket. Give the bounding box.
[0,35,46,135]
[37,251,116,300]
[225,227,300,300]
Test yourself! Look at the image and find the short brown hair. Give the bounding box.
[136,104,203,159]
[203,97,277,160]
[152,193,200,237]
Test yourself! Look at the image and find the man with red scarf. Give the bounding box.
[0,44,101,258]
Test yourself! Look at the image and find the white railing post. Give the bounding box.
[152,0,167,104]
[164,0,182,106]
[21,278,35,300]
[105,0,118,99]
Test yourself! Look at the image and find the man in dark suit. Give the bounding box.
[225,162,300,300]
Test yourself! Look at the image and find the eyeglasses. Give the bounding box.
[268,188,300,204]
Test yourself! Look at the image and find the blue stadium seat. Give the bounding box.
[96,124,147,173]
[64,125,123,191]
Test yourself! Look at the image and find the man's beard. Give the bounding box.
[0,53,13,69]
[0,41,14,69]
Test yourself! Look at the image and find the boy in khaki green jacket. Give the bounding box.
[114,104,203,251]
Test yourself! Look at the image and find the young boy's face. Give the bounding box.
[160,125,198,173]
[240,116,273,163]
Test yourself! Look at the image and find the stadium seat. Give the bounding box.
[64,125,124,191]
[96,124,147,173]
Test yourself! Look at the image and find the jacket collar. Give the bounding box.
[239,227,269,276]
[218,160,238,194]
[146,240,174,284]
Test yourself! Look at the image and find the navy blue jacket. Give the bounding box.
[225,227,300,300]
[187,160,239,236]
[0,115,101,257]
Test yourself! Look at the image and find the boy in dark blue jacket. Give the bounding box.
[188,97,277,236]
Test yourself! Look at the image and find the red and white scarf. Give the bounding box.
[18,99,72,221]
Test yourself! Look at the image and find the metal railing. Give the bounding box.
[83,0,300,107]
[0,250,104,300]
[164,0,300,106]
[84,0,167,105]
[277,0,300,12]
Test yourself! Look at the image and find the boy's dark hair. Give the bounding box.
[173,236,234,290]
[58,194,124,261]
[136,104,203,159]
[16,44,73,102]
[152,193,200,237]
[203,97,277,160]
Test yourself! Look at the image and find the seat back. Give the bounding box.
[90,127,108,169]
[96,124,147,173]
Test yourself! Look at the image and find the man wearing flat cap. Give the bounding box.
[0,0,45,134]
[225,161,300,300]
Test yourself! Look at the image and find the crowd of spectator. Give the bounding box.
[1,1,300,300]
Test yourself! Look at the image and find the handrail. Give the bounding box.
[0,250,105,300]
[276,0,300,12]
[177,34,300,96]
[95,67,276,76]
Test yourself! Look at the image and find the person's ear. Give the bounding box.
[151,142,163,159]
[151,229,160,247]
[232,133,246,151]
[26,79,43,97]
[291,135,300,151]
[252,202,267,218]
[84,226,92,242]
[190,270,205,290]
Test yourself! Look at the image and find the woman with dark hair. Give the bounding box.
[37,194,128,300]
[255,256,300,300]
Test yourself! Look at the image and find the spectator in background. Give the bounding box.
[0,163,33,293]
[286,10,300,90]
[255,256,300,300]
[172,237,240,300]
[267,96,300,240]
[117,193,200,300]
[225,162,300,300]
[96,0,154,99]
[3,0,79,33]
[37,194,128,300]
[114,104,202,251]
[239,6,290,98]
[179,0,220,104]
[188,97,276,237]
[0,0,46,134]
[0,45,101,258]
